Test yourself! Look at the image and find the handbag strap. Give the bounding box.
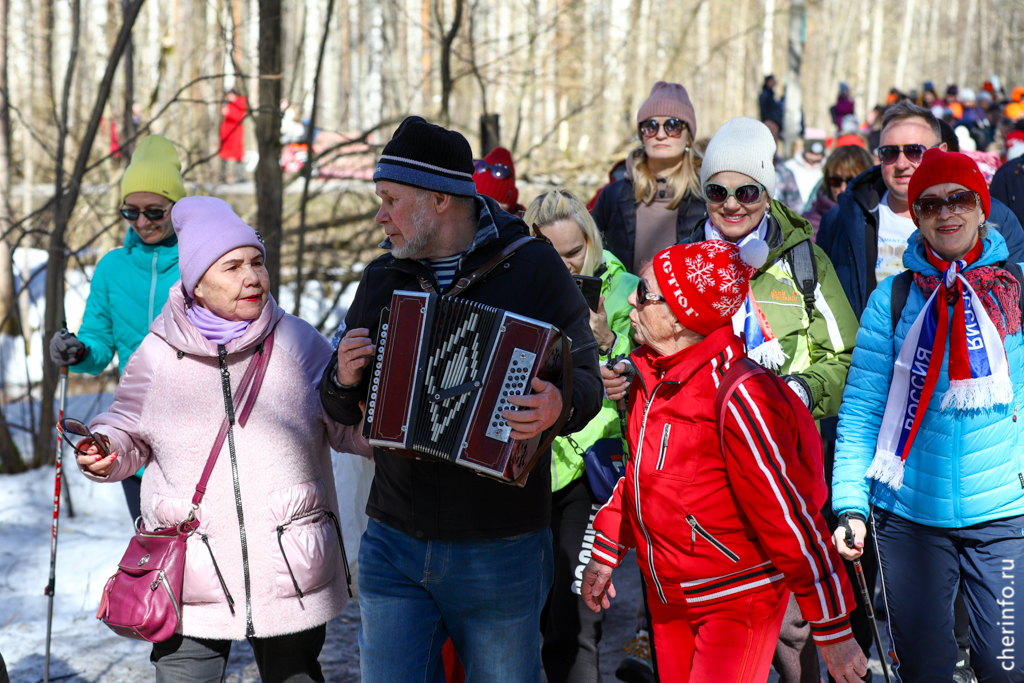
[443,235,537,299]
[191,331,276,507]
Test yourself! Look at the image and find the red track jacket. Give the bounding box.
[592,326,855,644]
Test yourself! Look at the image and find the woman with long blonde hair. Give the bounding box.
[526,189,639,683]
[592,81,707,275]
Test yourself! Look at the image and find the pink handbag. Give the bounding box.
[95,333,274,642]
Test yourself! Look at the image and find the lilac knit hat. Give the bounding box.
[171,197,266,295]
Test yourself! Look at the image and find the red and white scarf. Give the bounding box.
[869,241,1017,490]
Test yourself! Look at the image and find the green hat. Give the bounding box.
[120,135,186,203]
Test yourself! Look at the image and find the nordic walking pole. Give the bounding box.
[844,522,892,683]
[43,322,72,683]
[57,324,73,518]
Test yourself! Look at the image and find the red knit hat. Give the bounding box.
[908,148,991,225]
[473,147,518,208]
[652,239,768,336]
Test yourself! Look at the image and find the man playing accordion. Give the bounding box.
[321,116,602,683]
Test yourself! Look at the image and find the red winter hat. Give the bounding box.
[908,148,991,224]
[652,239,768,336]
[473,147,518,208]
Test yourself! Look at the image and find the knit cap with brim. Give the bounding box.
[120,135,186,203]
[700,117,778,198]
[637,82,697,140]
[373,116,477,197]
[171,197,266,295]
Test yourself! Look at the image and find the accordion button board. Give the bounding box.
[363,290,564,485]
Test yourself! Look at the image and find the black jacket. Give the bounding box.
[591,177,707,275]
[991,156,1024,230]
[320,196,602,541]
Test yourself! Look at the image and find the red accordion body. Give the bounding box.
[363,291,564,484]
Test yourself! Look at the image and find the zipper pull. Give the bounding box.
[687,515,697,544]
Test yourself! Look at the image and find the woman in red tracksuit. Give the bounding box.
[582,240,866,682]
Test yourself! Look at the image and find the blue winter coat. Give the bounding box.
[817,165,1024,321]
[75,229,180,375]
[832,230,1024,527]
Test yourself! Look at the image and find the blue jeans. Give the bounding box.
[874,509,1024,682]
[358,518,554,683]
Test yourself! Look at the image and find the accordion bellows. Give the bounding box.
[363,291,565,484]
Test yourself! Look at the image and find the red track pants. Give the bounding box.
[647,582,790,682]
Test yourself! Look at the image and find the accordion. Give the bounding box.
[362,291,568,484]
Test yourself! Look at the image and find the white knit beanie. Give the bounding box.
[700,117,778,198]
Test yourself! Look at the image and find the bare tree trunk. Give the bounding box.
[958,0,977,85]
[893,0,916,91]
[293,0,336,316]
[866,0,883,114]
[435,0,464,124]
[0,0,24,474]
[853,0,870,117]
[782,0,804,158]
[38,0,56,121]
[36,0,146,466]
[256,0,283,298]
[762,0,776,77]
[122,0,136,160]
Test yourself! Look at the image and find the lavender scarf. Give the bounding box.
[186,304,252,345]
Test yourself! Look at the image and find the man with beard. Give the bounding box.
[321,116,603,683]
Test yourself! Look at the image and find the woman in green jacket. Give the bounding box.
[49,134,185,522]
[526,189,638,683]
[683,117,859,683]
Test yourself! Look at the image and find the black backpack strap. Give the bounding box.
[786,239,819,318]
[1004,261,1024,319]
[889,270,914,330]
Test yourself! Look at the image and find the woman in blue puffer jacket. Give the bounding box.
[832,149,1024,682]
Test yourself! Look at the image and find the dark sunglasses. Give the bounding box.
[912,190,981,220]
[636,278,666,306]
[703,182,765,205]
[876,144,931,165]
[120,205,172,222]
[473,160,512,179]
[638,118,689,139]
[826,174,857,188]
[57,417,110,457]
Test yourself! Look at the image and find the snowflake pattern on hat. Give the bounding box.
[717,263,744,295]
[685,254,717,292]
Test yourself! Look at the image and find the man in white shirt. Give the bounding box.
[783,128,827,209]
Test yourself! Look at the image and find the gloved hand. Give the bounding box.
[49,332,85,366]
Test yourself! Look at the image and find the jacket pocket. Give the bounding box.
[150,492,224,605]
[650,421,711,482]
[268,479,342,599]
[685,514,740,562]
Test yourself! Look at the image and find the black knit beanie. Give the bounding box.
[372,116,477,196]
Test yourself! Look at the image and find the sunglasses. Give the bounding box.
[638,118,689,139]
[473,160,512,179]
[912,190,981,220]
[120,205,172,222]
[876,144,931,165]
[636,278,666,306]
[57,417,110,457]
[703,182,765,205]
[826,174,857,188]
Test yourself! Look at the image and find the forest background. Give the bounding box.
[2,0,1024,471]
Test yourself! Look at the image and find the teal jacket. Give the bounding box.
[75,229,180,375]
[551,251,639,491]
[833,230,1024,527]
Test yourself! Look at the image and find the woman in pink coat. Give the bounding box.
[76,196,369,683]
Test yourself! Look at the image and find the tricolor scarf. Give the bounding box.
[740,293,788,371]
[868,241,1017,490]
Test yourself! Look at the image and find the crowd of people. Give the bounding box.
[37,74,1024,683]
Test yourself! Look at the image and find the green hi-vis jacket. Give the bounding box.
[551,251,639,492]
[685,200,860,420]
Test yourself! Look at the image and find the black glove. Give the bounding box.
[49,332,85,366]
